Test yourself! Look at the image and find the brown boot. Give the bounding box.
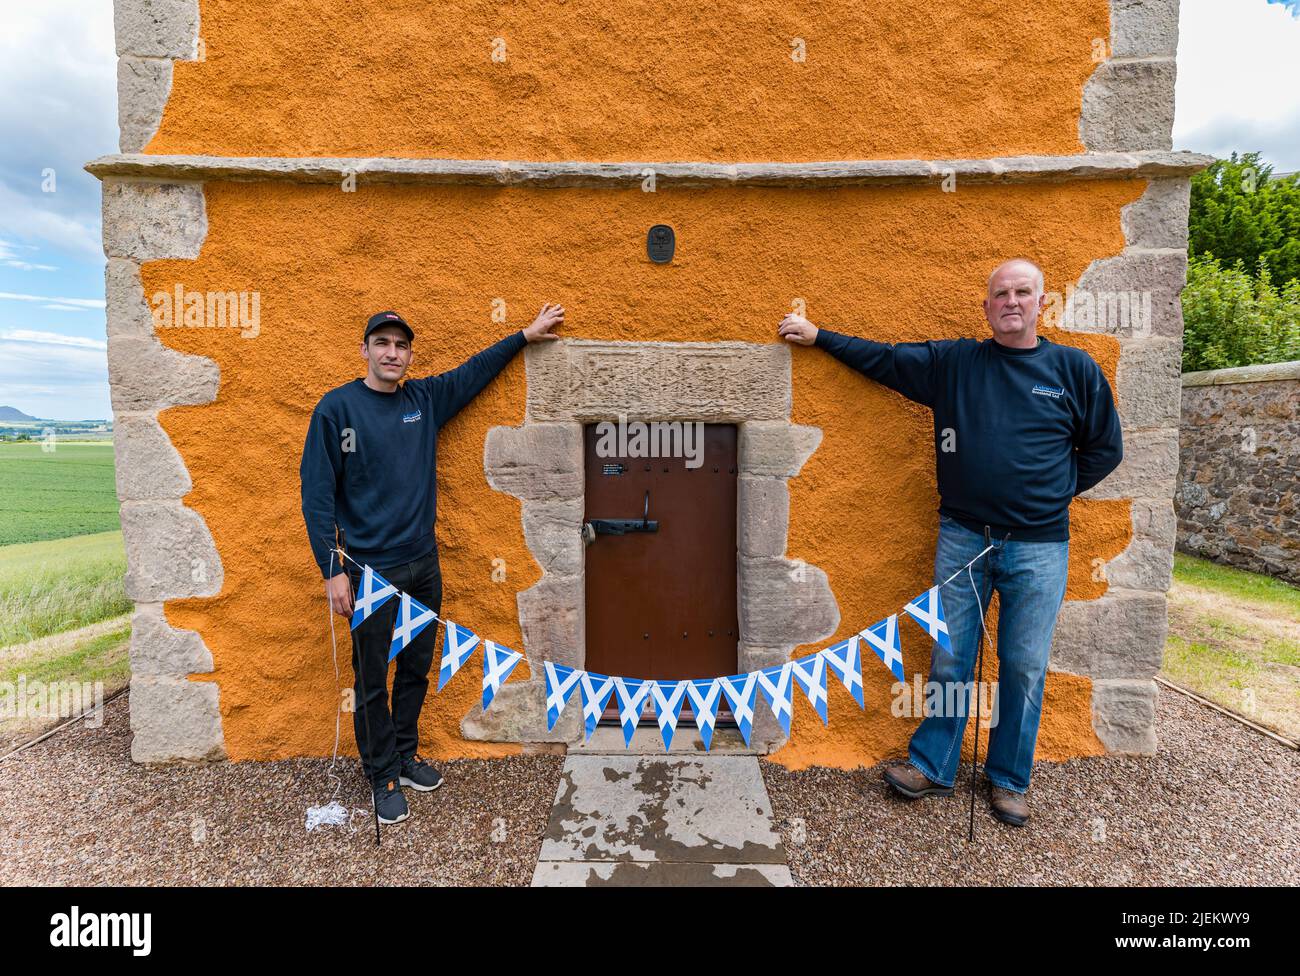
[989,786,1030,826]
[883,762,954,799]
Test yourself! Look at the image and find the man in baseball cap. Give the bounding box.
[300,302,565,825]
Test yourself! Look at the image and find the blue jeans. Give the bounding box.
[908,516,1069,793]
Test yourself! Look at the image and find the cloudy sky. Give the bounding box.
[0,0,1298,420]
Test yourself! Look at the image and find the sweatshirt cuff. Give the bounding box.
[509,330,528,353]
[814,327,842,350]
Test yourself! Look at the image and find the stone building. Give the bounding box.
[93,0,1206,766]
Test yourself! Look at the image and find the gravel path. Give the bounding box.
[3,684,1295,886]
[761,687,1300,886]
[0,694,562,886]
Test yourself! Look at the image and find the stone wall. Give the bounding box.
[1176,361,1300,585]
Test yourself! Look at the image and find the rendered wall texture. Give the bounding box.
[100,0,1199,765]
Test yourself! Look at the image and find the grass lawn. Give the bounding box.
[0,441,120,545]
[1164,552,1300,741]
[0,531,131,647]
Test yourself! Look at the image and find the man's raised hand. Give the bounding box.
[524,302,565,342]
[778,313,818,346]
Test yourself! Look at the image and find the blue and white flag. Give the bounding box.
[756,662,795,736]
[650,680,688,750]
[437,620,481,691]
[481,640,522,710]
[791,653,829,725]
[612,677,652,747]
[685,678,724,751]
[388,592,437,662]
[821,634,865,709]
[350,565,397,631]
[579,672,616,741]
[862,614,905,682]
[903,585,952,655]
[719,671,760,747]
[544,662,582,731]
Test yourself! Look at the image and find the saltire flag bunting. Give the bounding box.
[903,585,953,655]
[791,653,829,725]
[544,662,582,731]
[388,592,437,662]
[756,662,795,736]
[612,677,652,747]
[821,634,865,709]
[481,640,523,710]
[350,565,397,631]
[650,680,688,750]
[437,620,481,691]
[862,614,905,682]
[685,678,724,751]
[580,672,617,741]
[718,671,760,747]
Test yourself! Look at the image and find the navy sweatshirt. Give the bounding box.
[300,331,528,578]
[815,328,1123,541]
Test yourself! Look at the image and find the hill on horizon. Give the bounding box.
[0,406,42,422]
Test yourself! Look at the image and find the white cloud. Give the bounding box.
[0,330,109,420]
[0,329,106,349]
[1176,0,1300,171]
[0,291,105,310]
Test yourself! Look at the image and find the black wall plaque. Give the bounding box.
[647,224,675,264]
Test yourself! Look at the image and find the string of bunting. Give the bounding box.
[333,543,993,751]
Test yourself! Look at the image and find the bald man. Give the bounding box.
[778,259,1122,827]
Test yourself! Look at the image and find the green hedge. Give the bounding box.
[1181,254,1300,373]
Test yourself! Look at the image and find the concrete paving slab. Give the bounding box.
[532,861,793,886]
[534,754,787,877]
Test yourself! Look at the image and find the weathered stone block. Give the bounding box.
[1067,250,1187,338]
[129,603,214,675]
[1121,178,1191,251]
[484,423,583,500]
[105,258,155,337]
[107,335,219,411]
[1110,0,1180,58]
[1082,426,1179,500]
[1091,678,1158,754]
[517,573,584,670]
[113,412,191,500]
[461,677,581,743]
[129,674,225,762]
[1116,335,1183,429]
[120,500,223,602]
[521,497,584,576]
[114,0,199,59]
[1080,59,1176,152]
[1050,588,1168,678]
[738,556,839,648]
[116,55,173,152]
[102,181,206,260]
[1105,499,1177,591]
[738,476,789,558]
[739,422,821,478]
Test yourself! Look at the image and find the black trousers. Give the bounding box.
[345,548,443,788]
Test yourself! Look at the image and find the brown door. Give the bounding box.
[583,423,739,713]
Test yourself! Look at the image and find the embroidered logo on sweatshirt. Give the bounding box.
[1031,384,1066,399]
[402,409,422,424]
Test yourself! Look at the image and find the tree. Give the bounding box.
[1188,152,1300,287]
[1182,253,1300,372]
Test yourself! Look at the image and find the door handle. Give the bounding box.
[583,490,658,542]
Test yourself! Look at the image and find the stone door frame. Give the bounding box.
[465,339,839,752]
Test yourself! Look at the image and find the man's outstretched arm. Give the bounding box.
[422,303,564,427]
[778,313,943,407]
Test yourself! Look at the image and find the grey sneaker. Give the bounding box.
[399,754,444,793]
[373,779,409,824]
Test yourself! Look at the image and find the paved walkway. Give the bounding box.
[532,728,792,886]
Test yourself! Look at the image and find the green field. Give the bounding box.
[0,441,120,545]
[0,531,130,647]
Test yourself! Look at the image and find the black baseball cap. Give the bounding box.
[364,311,414,341]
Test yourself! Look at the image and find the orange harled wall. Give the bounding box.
[140,0,1128,766]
